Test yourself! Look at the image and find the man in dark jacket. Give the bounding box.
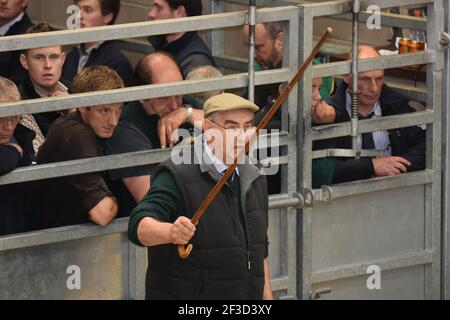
[19,22,71,137]
[0,0,32,85]
[147,0,215,77]
[36,66,125,229]
[62,0,134,87]
[128,93,273,300]
[0,76,37,236]
[327,45,426,184]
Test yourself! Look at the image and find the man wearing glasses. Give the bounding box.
[128,93,273,300]
[0,76,37,236]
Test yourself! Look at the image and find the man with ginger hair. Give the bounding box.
[37,66,123,228]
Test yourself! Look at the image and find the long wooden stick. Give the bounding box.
[178,27,333,259]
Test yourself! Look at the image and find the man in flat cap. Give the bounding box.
[128,93,273,300]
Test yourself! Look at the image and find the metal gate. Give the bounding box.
[0,0,449,300]
[297,0,446,300]
[0,4,302,299]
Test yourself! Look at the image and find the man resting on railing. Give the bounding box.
[326,45,426,184]
[0,76,37,236]
[36,66,124,228]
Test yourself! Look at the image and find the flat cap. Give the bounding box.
[203,93,259,117]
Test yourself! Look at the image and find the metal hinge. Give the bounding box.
[311,287,332,300]
[303,185,334,207]
[439,32,450,49]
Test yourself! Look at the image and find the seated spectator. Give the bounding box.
[62,0,135,87]
[185,65,224,104]
[0,76,36,236]
[123,52,204,149]
[0,0,32,85]
[327,45,426,184]
[36,66,124,228]
[147,0,216,77]
[19,22,70,137]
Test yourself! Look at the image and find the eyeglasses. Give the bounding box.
[0,116,22,126]
[208,119,255,135]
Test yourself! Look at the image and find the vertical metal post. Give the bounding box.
[425,0,444,300]
[297,5,314,300]
[351,0,360,157]
[442,0,450,300]
[248,0,257,102]
[205,0,225,68]
[127,238,147,300]
[284,6,300,299]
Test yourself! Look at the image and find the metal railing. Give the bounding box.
[0,0,448,300]
[0,4,301,299]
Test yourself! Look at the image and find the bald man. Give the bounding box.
[122,52,204,149]
[327,45,426,183]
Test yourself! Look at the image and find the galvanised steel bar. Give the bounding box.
[310,110,434,141]
[350,0,360,157]
[0,69,291,117]
[311,250,434,283]
[311,51,434,78]
[312,170,433,198]
[0,7,298,53]
[248,0,257,102]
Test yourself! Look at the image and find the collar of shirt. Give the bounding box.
[78,41,104,56]
[345,90,382,118]
[32,80,68,98]
[0,12,24,36]
[203,140,239,176]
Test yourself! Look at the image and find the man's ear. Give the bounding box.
[103,12,114,25]
[22,0,29,10]
[174,5,187,18]
[61,51,66,65]
[20,53,29,70]
[275,31,284,52]
[203,117,211,133]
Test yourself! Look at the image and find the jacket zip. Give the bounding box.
[227,183,251,272]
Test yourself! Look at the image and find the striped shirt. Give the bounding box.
[345,91,391,156]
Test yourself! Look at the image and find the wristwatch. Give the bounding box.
[185,105,193,124]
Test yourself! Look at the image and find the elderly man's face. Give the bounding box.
[0,0,28,24]
[204,109,256,165]
[79,103,123,139]
[347,69,384,109]
[140,59,183,117]
[20,46,65,90]
[243,24,283,70]
[0,97,20,145]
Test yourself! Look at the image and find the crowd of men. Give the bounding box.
[0,0,426,300]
